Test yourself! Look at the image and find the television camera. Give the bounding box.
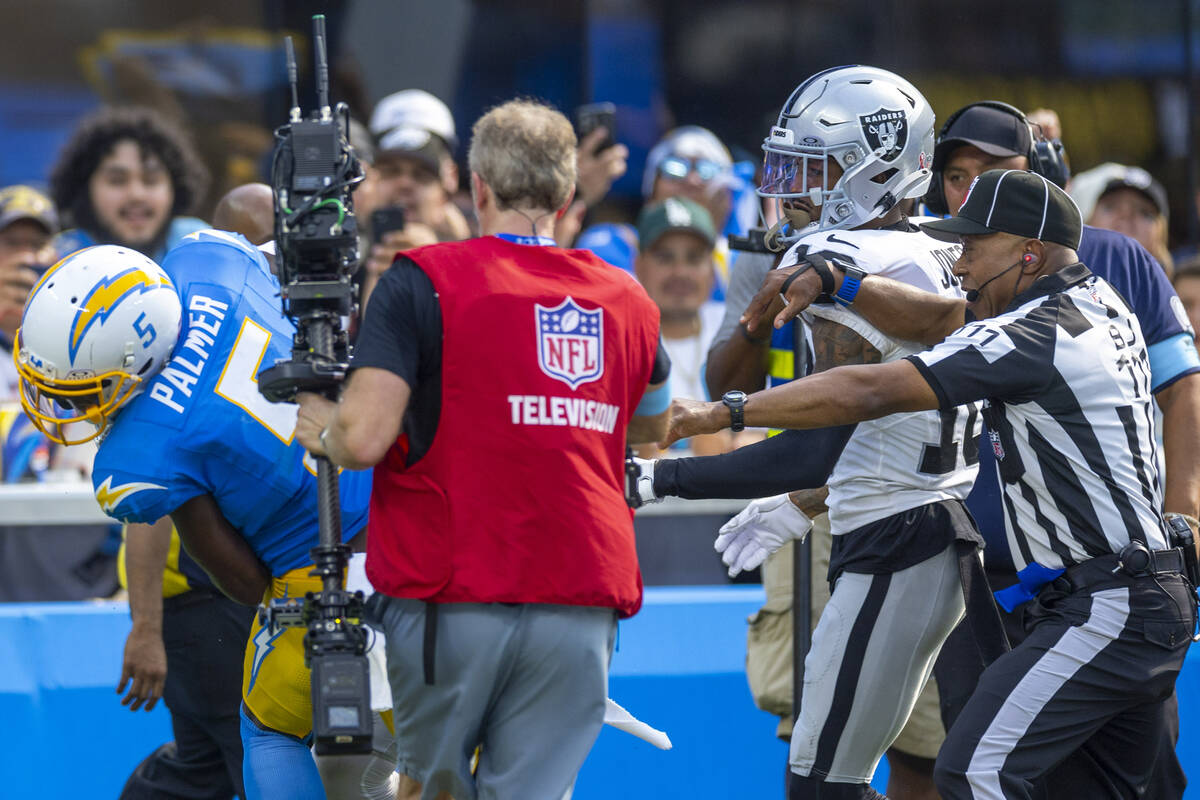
[255,14,372,756]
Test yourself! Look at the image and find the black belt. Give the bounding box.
[1062,548,1186,593]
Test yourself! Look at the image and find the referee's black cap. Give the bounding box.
[922,169,1082,249]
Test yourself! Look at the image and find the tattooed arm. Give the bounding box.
[810,317,882,372]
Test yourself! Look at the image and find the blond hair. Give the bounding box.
[468,99,576,213]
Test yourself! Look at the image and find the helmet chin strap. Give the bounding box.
[763,218,791,252]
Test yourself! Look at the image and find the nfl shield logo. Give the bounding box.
[535,297,604,389]
[989,429,1005,460]
[859,107,907,162]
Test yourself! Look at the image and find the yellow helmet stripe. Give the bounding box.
[68,267,163,364]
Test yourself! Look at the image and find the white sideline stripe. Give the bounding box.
[964,587,1130,799]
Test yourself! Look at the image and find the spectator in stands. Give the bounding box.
[49,106,209,262]
[0,185,58,401]
[577,125,739,299]
[1025,108,1063,143]
[0,185,117,601]
[347,116,381,237]
[635,197,731,456]
[0,186,61,484]
[1070,162,1174,277]
[362,90,471,308]
[644,126,735,240]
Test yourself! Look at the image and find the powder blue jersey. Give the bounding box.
[92,230,370,575]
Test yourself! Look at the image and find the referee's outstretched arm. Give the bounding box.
[661,359,936,447]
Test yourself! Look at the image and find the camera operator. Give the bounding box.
[296,98,671,800]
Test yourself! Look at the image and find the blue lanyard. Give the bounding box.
[494,233,556,247]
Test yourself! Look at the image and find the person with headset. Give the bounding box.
[917,100,1200,798]
[718,166,1197,800]
[708,99,1200,798]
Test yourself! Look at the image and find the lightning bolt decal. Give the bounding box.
[93,475,166,515]
[248,620,284,693]
[69,267,171,365]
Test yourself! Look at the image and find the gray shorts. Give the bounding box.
[790,541,965,783]
[372,598,617,800]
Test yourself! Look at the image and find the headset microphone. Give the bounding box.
[965,254,1034,303]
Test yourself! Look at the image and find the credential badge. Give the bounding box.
[535,297,604,389]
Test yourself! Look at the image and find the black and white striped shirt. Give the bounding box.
[909,263,1169,571]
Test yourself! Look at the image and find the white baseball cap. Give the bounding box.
[641,126,733,197]
[369,89,458,152]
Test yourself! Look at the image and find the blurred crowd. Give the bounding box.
[0,87,1197,605]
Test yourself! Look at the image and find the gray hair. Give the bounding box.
[468,99,576,212]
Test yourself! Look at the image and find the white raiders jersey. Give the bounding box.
[779,219,981,534]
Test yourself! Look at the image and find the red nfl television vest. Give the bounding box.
[365,236,660,617]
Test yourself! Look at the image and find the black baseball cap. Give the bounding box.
[921,169,1082,249]
[935,103,1032,164]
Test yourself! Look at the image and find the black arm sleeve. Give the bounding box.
[653,424,857,499]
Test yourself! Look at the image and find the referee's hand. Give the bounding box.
[658,397,726,449]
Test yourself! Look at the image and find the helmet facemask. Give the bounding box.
[14,329,145,445]
[759,126,872,236]
[13,244,182,446]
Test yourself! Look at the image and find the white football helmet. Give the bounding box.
[758,65,935,239]
[15,245,182,445]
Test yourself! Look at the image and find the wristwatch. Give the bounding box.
[722,390,748,433]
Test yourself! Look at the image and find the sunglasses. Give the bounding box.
[658,156,724,183]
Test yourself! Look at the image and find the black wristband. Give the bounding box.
[805,253,837,295]
[779,264,812,296]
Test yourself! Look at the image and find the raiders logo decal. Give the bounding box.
[859,108,907,162]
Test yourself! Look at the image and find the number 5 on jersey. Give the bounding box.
[215,318,299,443]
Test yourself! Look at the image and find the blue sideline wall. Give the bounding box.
[4,589,1200,799]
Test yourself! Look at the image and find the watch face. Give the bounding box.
[724,391,747,404]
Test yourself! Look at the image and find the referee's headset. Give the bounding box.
[963,252,1037,303]
[924,101,1071,216]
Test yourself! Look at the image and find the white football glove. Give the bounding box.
[714,493,813,577]
[630,457,662,505]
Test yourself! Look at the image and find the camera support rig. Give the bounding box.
[255,15,373,756]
